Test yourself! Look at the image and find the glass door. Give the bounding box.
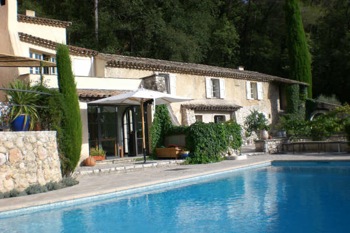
[88,106,118,156]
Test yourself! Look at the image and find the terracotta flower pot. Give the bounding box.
[84,157,96,166]
[92,155,105,161]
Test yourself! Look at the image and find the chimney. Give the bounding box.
[238,66,245,71]
[26,10,35,17]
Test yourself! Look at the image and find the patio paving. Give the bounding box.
[1,151,350,213]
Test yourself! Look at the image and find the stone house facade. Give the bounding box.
[0,0,306,161]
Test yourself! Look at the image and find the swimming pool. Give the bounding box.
[1,161,350,233]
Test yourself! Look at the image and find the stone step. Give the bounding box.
[74,159,184,177]
[96,157,141,165]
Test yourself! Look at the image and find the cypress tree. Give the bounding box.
[285,0,312,98]
[56,44,82,176]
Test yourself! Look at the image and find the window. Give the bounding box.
[212,79,220,98]
[214,115,226,123]
[246,81,263,100]
[195,115,203,122]
[156,73,176,94]
[29,51,56,75]
[0,0,5,6]
[206,77,225,99]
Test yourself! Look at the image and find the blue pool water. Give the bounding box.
[1,161,350,233]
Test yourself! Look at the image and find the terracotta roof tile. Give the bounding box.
[18,33,98,57]
[78,89,127,102]
[181,99,242,111]
[18,14,72,28]
[100,53,307,85]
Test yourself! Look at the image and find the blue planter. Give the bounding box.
[11,115,31,131]
[180,151,190,159]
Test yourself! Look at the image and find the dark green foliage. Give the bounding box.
[45,181,64,191]
[151,105,242,164]
[61,177,79,187]
[285,0,313,97]
[244,110,269,136]
[56,44,82,176]
[286,84,300,115]
[34,85,64,131]
[150,105,173,154]
[225,120,243,150]
[305,98,317,119]
[309,114,338,140]
[312,0,350,104]
[279,104,350,140]
[0,178,79,199]
[278,113,310,140]
[5,80,40,129]
[17,0,350,103]
[167,125,189,135]
[345,123,350,146]
[25,184,48,195]
[186,121,242,164]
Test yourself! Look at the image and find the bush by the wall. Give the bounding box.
[0,177,79,199]
[186,121,242,164]
[150,105,172,154]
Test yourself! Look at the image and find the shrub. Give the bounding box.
[150,105,172,154]
[25,184,48,195]
[186,121,242,164]
[244,110,269,136]
[61,177,79,187]
[309,115,338,141]
[0,177,79,199]
[89,146,106,156]
[56,44,82,176]
[45,181,64,191]
[34,85,64,131]
[278,113,310,140]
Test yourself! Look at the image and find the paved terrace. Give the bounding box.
[1,152,350,213]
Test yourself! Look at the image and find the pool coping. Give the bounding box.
[1,154,350,215]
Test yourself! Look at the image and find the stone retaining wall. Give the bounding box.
[255,139,286,154]
[0,131,62,193]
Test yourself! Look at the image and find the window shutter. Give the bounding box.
[206,77,212,98]
[219,79,225,99]
[257,82,263,100]
[246,81,252,99]
[169,74,176,94]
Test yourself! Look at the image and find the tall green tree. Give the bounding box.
[312,0,350,104]
[56,44,82,176]
[285,0,312,98]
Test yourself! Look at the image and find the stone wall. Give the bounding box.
[0,131,62,193]
[255,139,286,154]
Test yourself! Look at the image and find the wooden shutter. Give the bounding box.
[169,74,176,94]
[257,82,263,100]
[219,79,225,99]
[246,81,252,99]
[206,77,212,98]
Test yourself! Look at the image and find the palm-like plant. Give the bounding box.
[5,80,40,130]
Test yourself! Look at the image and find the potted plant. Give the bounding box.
[244,110,270,140]
[5,80,40,131]
[89,146,106,161]
[180,148,190,159]
[83,156,96,166]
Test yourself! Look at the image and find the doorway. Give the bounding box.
[88,106,118,156]
[122,106,143,156]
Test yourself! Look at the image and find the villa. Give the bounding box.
[0,0,307,162]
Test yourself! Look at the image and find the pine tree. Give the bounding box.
[56,44,82,176]
[285,0,312,98]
